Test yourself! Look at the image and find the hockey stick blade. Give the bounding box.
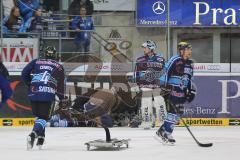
[181,118,213,147]
[197,142,213,147]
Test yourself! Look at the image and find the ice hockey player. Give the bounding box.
[134,40,165,129]
[156,42,196,144]
[55,87,128,128]
[0,62,12,108]
[21,46,65,150]
[0,61,10,79]
[49,85,139,128]
[55,87,124,142]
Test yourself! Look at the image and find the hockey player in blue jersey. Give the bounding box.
[134,40,165,129]
[0,62,12,108]
[22,46,65,150]
[156,42,196,144]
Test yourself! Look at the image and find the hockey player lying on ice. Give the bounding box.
[51,87,139,128]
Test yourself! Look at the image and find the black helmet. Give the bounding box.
[44,46,56,58]
[178,42,192,51]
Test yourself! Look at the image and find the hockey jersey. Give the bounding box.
[160,55,194,104]
[71,16,94,45]
[21,59,65,102]
[0,62,9,79]
[0,75,12,104]
[135,54,165,88]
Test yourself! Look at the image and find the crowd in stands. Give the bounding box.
[2,0,43,35]
[2,0,95,53]
[1,0,94,38]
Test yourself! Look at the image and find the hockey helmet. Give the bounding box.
[142,40,157,51]
[178,41,192,51]
[44,46,56,58]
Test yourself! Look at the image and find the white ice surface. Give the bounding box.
[0,126,239,160]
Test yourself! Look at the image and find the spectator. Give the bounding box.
[3,0,16,17]
[17,0,40,21]
[23,8,43,33]
[68,0,94,37]
[68,0,94,16]
[71,6,94,54]
[3,6,25,34]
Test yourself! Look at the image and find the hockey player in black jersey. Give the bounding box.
[22,46,65,150]
[156,42,196,144]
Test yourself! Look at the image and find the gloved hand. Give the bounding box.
[175,104,184,116]
[185,88,196,103]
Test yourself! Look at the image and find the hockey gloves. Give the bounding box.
[185,88,196,103]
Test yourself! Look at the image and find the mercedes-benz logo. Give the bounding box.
[152,1,165,15]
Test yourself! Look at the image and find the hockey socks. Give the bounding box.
[27,119,47,150]
[33,119,47,137]
[156,113,179,144]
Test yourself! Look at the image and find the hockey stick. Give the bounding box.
[168,100,213,147]
[180,117,213,147]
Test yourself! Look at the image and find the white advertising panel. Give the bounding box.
[93,0,135,11]
[1,38,39,63]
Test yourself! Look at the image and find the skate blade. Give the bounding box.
[27,136,34,150]
[153,134,175,146]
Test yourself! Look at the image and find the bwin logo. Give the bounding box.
[152,1,165,15]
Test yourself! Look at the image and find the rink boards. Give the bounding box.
[0,118,240,126]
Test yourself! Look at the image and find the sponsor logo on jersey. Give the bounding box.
[38,86,56,94]
[40,65,54,71]
[184,67,193,75]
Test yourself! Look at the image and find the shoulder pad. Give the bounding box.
[136,56,146,62]
[156,55,164,62]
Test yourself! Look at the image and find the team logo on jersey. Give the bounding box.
[144,68,161,82]
[152,1,165,15]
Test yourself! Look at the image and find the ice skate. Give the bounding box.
[155,126,176,145]
[36,136,45,150]
[27,131,37,150]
